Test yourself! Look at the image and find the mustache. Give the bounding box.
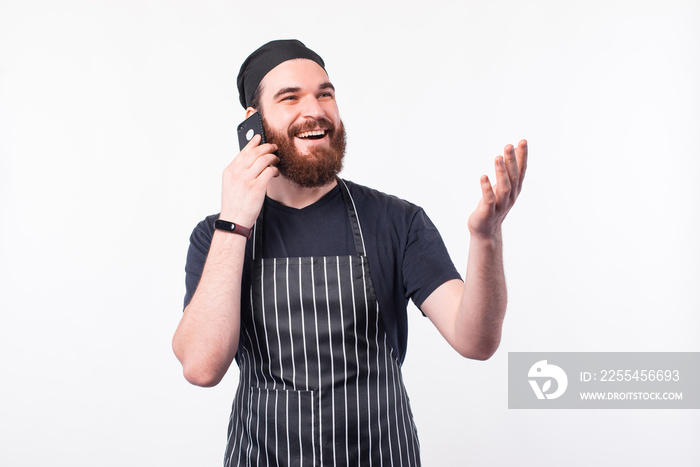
[288,117,335,137]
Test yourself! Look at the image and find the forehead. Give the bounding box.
[259,59,330,99]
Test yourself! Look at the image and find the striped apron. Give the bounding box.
[224,180,420,466]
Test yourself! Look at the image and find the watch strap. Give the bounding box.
[214,219,252,239]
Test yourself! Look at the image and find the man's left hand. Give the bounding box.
[468,139,528,240]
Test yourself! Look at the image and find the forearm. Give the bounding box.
[172,231,247,386]
[455,231,507,359]
[173,133,279,386]
[423,140,526,360]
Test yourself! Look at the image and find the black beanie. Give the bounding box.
[236,39,326,109]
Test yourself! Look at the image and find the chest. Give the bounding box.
[261,195,355,258]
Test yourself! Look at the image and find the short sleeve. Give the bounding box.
[402,208,462,309]
[183,216,215,309]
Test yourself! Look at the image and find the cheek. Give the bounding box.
[264,107,297,129]
[323,102,340,120]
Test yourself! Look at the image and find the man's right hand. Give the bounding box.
[220,134,279,228]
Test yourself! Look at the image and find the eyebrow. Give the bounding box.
[273,87,301,100]
[272,82,335,100]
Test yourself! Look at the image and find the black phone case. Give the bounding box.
[237,113,266,151]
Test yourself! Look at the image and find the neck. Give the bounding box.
[266,176,338,209]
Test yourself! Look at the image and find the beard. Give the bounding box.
[262,115,346,188]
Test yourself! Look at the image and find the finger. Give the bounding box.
[239,141,278,168]
[258,164,280,184]
[229,134,262,169]
[515,139,528,189]
[251,142,278,158]
[504,144,519,199]
[241,133,262,151]
[249,153,280,178]
[494,155,511,208]
[480,175,496,209]
[239,134,275,159]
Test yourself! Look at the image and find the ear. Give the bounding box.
[245,107,258,119]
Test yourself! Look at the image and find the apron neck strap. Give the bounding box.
[337,178,367,257]
[252,203,264,260]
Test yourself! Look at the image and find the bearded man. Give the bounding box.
[173,39,528,466]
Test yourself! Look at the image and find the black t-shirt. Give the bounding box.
[184,179,462,363]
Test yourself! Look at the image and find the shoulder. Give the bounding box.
[341,179,422,220]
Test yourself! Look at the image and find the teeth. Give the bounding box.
[296,129,326,138]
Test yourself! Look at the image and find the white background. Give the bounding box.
[1,0,699,465]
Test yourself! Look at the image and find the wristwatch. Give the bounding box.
[214,219,252,239]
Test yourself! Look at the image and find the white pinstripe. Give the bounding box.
[246,384,254,466]
[264,389,270,467]
[374,301,384,467]
[335,258,350,465]
[261,261,271,467]
[384,333,395,466]
[349,259,362,467]
[323,257,337,467]
[388,343,403,466]
[273,258,284,390]
[273,390,279,463]
[299,260,309,390]
[311,258,323,467]
[361,257,374,467]
[284,259,293,466]
[297,260,311,465]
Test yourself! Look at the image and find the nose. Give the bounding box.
[299,95,326,120]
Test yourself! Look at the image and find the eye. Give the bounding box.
[280,95,298,102]
[318,91,334,99]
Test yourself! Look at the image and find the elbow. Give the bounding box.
[172,335,228,388]
[456,337,501,361]
[463,347,497,361]
[182,364,225,387]
[176,344,228,387]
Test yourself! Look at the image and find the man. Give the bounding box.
[173,39,527,466]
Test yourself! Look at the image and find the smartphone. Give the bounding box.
[237,112,266,151]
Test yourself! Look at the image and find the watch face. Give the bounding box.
[215,220,233,230]
[215,219,251,238]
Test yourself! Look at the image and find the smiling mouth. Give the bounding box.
[296,129,327,140]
